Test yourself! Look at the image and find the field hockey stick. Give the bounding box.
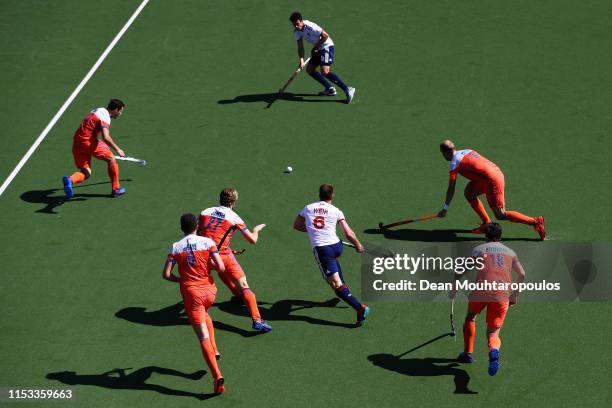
[278,57,311,94]
[378,213,439,229]
[114,155,147,166]
[216,225,246,255]
[342,241,356,248]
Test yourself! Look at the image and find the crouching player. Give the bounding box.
[162,213,226,394]
[198,188,272,333]
[451,223,526,376]
[293,184,369,326]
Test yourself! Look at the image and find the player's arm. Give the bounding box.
[339,219,364,253]
[438,174,457,217]
[297,38,305,67]
[162,259,180,283]
[101,127,125,157]
[293,215,307,232]
[240,224,266,245]
[510,258,526,305]
[210,251,225,274]
[312,29,329,50]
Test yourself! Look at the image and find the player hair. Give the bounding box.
[289,11,302,23]
[180,213,198,234]
[319,184,334,201]
[107,99,125,111]
[440,139,455,153]
[484,223,502,242]
[219,188,239,206]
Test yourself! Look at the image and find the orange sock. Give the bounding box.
[505,210,535,225]
[199,338,222,379]
[463,320,476,353]
[107,160,120,190]
[469,199,491,224]
[488,335,501,351]
[241,288,261,321]
[69,171,87,185]
[205,315,218,355]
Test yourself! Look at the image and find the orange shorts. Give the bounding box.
[73,141,113,169]
[468,301,509,329]
[217,252,245,282]
[470,172,505,209]
[180,284,217,325]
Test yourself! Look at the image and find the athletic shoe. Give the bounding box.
[356,304,370,327]
[470,224,487,234]
[346,87,356,104]
[534,216,546,240]
[457,352,474,363]
[318,87,337,96]
[488,348,500,376]
[111,186,126,198]
[213,377,225,394]
[62,176,74,199]
[252,319,272,333]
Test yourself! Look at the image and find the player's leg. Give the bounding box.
[93,141,124,197]
[465,181,491,232]
[224,253,271,332]
[319,47,355,103]
[315,243,369,325]
[183,288,224,393]
[458,302,484,362]
[63,147,92,198]
[484,301,509,376]
[306,51,334,93]
[486,176,545,240]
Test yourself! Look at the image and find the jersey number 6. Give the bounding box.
[313,216,325,229]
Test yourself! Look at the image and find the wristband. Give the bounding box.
[443,204,449,211]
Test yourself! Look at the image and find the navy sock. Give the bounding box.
[324,72,349,93]
[309,71,333,90]
[335,285,362,311]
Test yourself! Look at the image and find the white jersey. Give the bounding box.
[293,20,334,49]
[299,201,345,248]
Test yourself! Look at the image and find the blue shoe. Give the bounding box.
[488,348,500,376]
[111,186,126,198]
[457,352,473,363]
[62,176,74,199]
[356,305,370,327]
[252,320,272,333]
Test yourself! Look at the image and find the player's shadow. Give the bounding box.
[217,92,343,106]
[364,227,540,242]
[215,297,356,330]
[20,179,132,214]
[46,366,217,400]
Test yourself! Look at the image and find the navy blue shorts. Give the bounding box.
[309,46,334,66]
[313,240,344,280]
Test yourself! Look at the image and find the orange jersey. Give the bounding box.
[73,107,111,148]
[167,234,218,288]
[470,242,518,301]
[449,149,503,183]
[198,206,248,253]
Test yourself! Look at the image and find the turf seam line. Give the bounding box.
[0,0,151,197]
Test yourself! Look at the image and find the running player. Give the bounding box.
[289,11,356,103]
[293,184,370,326]
[162,213,226,394]
[198,188,272,333]
[62,99,127,199]
[438,139,546,240]
[451,223,526,376]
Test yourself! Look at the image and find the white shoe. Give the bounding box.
[318,87,337,96]
[346,87,356,103]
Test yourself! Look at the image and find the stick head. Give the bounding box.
[378,222,385,229]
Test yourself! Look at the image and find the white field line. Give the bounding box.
[0,0,151,197]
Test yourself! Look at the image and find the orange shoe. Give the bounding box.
[470,224,487,234]
[534,216,546,240]
[213,377,225,394]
